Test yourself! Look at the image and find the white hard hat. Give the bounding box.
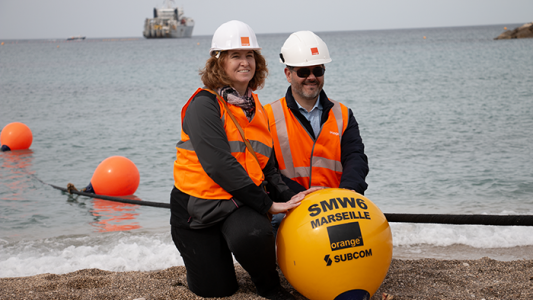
[279,31,332,67]
[209,20,261,56]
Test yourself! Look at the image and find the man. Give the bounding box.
[264,31,369,234]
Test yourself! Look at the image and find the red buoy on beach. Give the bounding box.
[90,156,140,196]
[1,122,33,151]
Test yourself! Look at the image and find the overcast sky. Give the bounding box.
[0,0,532,40]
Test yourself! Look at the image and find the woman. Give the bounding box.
[170,20,317,299]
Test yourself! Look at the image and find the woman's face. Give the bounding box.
[223,50,256,94]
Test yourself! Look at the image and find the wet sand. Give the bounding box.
[1,258,532,299]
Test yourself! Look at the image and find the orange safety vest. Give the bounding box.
[264,97,348,189]
[174,88,272,199]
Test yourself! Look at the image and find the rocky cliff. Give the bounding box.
[494,22,533,40]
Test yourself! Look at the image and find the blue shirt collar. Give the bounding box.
[296,95,322,113]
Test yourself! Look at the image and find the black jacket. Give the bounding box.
[278,87,369,194]
[171,90,296,228]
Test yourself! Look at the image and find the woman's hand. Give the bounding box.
[290,187,323,202]
[268,187,323,214]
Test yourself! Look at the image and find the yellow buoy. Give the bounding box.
[423,36,426,39]
[504,27,507,30]
[1,122,33,151]
[90,156,140,196]
[277,188,393,300]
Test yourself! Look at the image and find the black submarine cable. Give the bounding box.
[34,175,533,226]
[31,173,170,208]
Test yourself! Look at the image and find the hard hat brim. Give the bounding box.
[210,47,262,57]
[281,57,332,67]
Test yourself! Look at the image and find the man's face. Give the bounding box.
[285,65,325,101]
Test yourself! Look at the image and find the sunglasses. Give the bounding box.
[294,67,325,78]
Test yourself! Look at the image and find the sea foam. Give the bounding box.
[0,231,183,278]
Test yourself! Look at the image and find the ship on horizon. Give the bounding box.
[143,0,194,38]
[66,36,86,41]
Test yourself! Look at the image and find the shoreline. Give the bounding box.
[1,258,532,299]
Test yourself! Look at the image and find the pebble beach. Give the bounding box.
[2,258,532,300]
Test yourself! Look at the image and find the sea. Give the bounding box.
[1,24,533,278]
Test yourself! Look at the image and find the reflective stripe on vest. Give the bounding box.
[265,97,348,189]
[174,88,272,199]
[177,139,272,158]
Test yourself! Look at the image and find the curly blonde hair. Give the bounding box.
[199,50,268,91]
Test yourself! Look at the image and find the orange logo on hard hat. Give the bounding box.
[241,37,250,46]
[310,47,319,55]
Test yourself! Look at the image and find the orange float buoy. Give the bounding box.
[1,122,33,151]
[90,156,140,196]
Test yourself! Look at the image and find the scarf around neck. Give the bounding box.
[217,86,255,121]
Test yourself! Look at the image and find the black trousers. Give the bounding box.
[171,205,281,298]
